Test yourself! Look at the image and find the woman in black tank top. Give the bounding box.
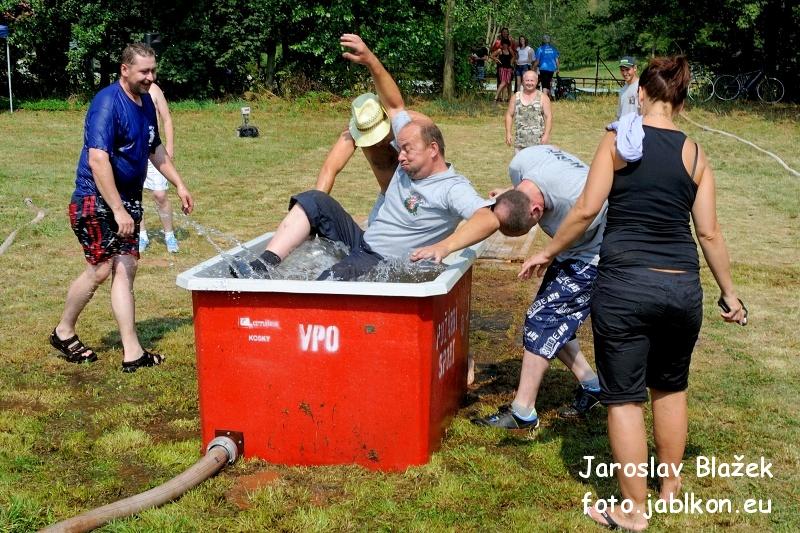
[517,56,746,531]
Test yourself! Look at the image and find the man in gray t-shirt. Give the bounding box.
[617,56,639,119]
[240,34,496,280]
[505,145,606,264]
[467,145,606,430]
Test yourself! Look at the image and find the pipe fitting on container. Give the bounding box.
[206,436,239,465]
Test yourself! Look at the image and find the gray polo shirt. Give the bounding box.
[509,145,607,264]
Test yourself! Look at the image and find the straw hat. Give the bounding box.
[349,93,391,147]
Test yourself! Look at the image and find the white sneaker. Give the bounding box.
[165,233,179,253]
[138,233,150,253]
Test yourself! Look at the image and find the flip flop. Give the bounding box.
[585,506,643,532]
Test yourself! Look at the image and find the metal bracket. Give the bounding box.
[214,429,245,458]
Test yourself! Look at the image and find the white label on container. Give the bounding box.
[435,306,459,380]
[299,324,340,353]
[239,316,281,329]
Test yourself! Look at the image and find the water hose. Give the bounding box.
[681,111,800,177]
[40,436,239,533]
[0,198,46,255]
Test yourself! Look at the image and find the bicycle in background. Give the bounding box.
[688,64,714,102]
[713,70,784,103]
[553,75,578,101]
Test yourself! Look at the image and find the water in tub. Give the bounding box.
[174,212,446,282]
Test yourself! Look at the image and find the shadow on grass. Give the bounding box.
[467,356,711,500]
[97,316,193,351]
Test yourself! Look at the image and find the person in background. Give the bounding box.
[139,82,180,253]
[470,43,490,85]
[491,38,515,103]
[505,69,552,151]
[514,35,534,92]
[616,56,640,119]
[535,34,560,96]
[50,43,194,373]
[519,56,746,531]
[491,28,516,94]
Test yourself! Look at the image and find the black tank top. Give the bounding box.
[600,126,699,272]
[499,51,512,68]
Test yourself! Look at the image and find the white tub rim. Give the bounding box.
[176,231,484,297]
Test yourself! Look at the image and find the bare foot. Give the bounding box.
[586,505,648,531]
[659,476,682,502]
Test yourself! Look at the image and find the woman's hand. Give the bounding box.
[719,293,748,326]
[518,250,554,280]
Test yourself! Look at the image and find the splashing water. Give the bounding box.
[167,210,448,283]
[356,257,446,283]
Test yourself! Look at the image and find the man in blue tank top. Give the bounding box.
[50,43,195,373]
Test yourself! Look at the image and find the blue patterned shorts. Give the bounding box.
[523,259,597,359]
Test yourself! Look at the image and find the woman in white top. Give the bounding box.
[514,36,535,91]
[505,69,553,152]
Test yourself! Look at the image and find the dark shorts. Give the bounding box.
[69,194,142,265]
[540,70,555,90]
[523,259,597,359]
[515,64,531,77]
[290,190,383,281]
[591,268,703,405]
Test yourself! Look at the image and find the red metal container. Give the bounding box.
[177,233,479,471]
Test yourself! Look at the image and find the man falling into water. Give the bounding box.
[49,43,194,372]
[240,34,498,281]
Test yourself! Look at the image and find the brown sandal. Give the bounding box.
[49,329,98,363]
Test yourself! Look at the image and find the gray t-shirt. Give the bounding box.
[364,111,493,258]
[509,145,607,264]
[617,80,639,119]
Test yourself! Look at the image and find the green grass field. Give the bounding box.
[0,95,798,532]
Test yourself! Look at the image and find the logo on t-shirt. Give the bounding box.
[403,193,423,215]
[148,125,155,147]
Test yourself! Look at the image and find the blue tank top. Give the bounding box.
[74,82,161,202]
[600,126,699,272]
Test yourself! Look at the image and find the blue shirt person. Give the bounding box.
[50,43,194,373]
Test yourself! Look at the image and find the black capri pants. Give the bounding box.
[591,267,703,405]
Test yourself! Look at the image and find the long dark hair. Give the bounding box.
[639,55,691,108]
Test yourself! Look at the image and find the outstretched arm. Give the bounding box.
[519,132,614,279]
[410,207,499,263]
[340,34,404,117]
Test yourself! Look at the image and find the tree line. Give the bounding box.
[1,0,796,101]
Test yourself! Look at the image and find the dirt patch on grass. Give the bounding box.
[143,412,199,444]
[0,398,46,413]
[225,469,282,509]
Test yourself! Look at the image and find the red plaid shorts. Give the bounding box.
[69,195,142,265]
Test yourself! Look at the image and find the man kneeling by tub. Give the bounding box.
[237,34,498,281]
